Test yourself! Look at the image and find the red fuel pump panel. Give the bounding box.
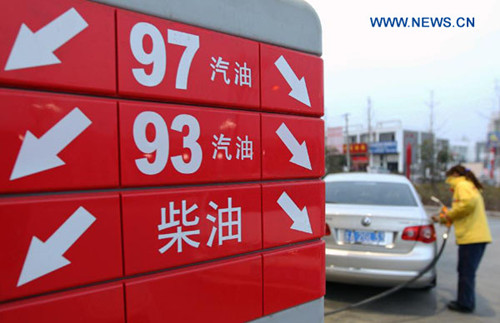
[0,193,122,302]
[0,0,116,95]
[263,241,326,315]
[119,101,261,187]
[262,113,324,180]
[0,89,119,193]
[121,184,261,275]
[261,43,323,116]
[117,9,260,109]
[0,283,125,323]
[125,255,262,323]
[262,180,325,248]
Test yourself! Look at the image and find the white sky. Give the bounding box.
[306,0,500,143]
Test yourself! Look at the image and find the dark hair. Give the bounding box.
[446,164,483,190]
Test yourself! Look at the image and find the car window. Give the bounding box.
[325,181,418,206]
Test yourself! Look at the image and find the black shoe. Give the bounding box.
[447,301,473,313]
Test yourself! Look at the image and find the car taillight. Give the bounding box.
[325,223,331,236]
[402,225,436,243]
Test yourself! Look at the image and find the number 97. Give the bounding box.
[130,22,200,89]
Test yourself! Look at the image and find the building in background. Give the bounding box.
[326,121,449,180]
[326,126,344,153]
[475,141,488,163]
[450,140,476,163]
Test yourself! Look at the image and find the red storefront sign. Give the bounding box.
[352,155,368,163]
[119,101,260,187]
[262,180,325,248]
[260,43,323,116]
[0,193,122,302]
[121,184,261,275]
[262,113,324,179]
[125,255,262,322]
[117,9,259,109]
[0,0,116,94]
[342,142,368,155]
[0,89,119,193]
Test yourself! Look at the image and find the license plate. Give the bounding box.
[344,229,385,245]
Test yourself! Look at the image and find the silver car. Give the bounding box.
[323,173,437,288]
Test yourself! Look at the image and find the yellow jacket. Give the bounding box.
[446,176,492,245]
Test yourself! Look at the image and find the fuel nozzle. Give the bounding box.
[430,196,452,228]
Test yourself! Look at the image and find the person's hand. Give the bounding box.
[431,214,441,223]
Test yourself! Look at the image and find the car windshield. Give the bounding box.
[325,181,418,206]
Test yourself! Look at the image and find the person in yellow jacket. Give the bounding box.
[432,165,492,313]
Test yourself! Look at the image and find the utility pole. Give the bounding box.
[426,90,436,183]
[429,91,434,135]
[367,97,373,171]
[493,80,500,182]
[495,79,500,115]
[343,113,351,172]
[367,97,372,143]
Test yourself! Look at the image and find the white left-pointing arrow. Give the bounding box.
[277,191,312,234]
[5,8,88,71]
[17,207,96,287]
[10,107,92,180]
[276,123,312,170]
[274,55,311,107]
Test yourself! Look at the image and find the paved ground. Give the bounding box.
[324,213,500,322]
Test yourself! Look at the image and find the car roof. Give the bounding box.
[324,172,412,184]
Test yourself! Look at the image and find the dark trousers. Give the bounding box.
[457,243,487,310]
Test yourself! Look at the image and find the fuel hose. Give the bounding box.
[324,225,451,316]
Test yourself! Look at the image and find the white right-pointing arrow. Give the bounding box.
[10,107,92,181]
[277,191,312,234]
[17,207,96,287]
[276,123,312,170]
[5,8,88,71]
[274,55,311,107]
